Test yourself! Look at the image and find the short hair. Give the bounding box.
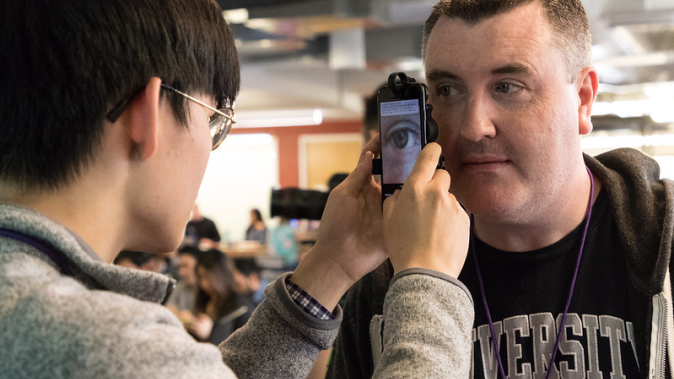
[114,250,158,267]
[0,0,240,191]
[363,87,380,143]
[177,245,201,259]
[233,258,261,277]
[421,0,592,82]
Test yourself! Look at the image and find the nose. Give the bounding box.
[460,94,496,142]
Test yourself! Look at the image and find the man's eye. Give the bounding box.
[495,82,523,94]
[437,85,459,97]
[391,130,412,149]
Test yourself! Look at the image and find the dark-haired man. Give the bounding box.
[0,0,473,378]
[328,0,674,378]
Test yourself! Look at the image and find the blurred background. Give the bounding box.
[197,0,674,245]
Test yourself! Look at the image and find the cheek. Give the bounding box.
[434,109,460,156]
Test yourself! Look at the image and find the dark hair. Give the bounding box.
[0,0,240,191]
[421,0,591,82]
[195,249,236,320]
[233,258,261,277]
[363,86,380,143]
[250,209,263,223]
[177,244,201,259]
[114,250,157,267]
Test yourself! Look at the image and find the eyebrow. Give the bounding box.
[491,63,533,76]
[426,63,534,83]
[426,69,460,82]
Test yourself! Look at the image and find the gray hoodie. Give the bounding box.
[0,203,474,378]
[328,148,674,379]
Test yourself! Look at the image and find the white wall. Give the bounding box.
[195,134,279,244]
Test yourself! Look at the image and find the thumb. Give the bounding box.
[382,189,400,223]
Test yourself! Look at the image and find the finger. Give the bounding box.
[335,150,374,197]
[363,134,381,157]
[430,166,451,193]
[406,142,443,185]
[382,189,400,222]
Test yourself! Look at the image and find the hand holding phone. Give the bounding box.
[378,72,439,201]
[382,143,470,278]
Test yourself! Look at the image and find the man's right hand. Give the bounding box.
[382,142,470,278]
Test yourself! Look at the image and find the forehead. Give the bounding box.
[179,253,196,264]
[424,2,564,79]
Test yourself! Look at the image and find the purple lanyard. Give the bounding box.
[0,228,73,277]
[472,166,595,379]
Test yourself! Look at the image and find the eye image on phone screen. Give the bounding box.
[380,99,422,187]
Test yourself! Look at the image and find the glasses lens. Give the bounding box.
[209,109,234,150]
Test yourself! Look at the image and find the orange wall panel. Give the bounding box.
[230,120,363,188]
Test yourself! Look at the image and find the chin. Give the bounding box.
[139,229,184,254]
[455,184,516,217]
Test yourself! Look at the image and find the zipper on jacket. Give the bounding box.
[369,314,385,370]
[649,293,668,379]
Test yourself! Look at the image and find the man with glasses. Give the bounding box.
[0,0,473,378]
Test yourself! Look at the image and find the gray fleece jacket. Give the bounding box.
[0,203,474,378]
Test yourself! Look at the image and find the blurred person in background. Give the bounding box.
[185,249,254,345]
[114,250,167,273]
[244,208,267,244]
[166,245,201,319]
[232,257,264,307]
[270,217,299,270]
[185,204,221,249]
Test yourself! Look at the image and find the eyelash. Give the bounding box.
[434,82,524,97]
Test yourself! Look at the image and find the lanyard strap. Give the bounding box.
[0,228,73,277]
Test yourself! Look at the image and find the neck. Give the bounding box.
[473,166,601,252]
[0,176,129,264]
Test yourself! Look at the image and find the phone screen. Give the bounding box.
[379,97,424,199]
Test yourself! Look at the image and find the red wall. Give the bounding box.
[230,120,363,188]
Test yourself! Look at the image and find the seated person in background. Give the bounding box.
[184,204,221,249]
[232,258,264,307]
[185,249,254,345]
[166,245,201,319]
[114,250,167,273]
[244,208,267,244]
[269,217,299,270]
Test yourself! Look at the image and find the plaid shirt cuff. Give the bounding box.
[285,276,336,320]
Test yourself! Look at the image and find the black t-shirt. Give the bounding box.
[459,189,641,379]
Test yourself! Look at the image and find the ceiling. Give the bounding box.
[217,0,674,131]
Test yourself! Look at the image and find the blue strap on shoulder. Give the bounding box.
[0,228,73,277]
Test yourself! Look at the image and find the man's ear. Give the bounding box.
[126,77,162,160]
[577,66,599,136]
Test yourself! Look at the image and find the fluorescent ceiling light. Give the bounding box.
[222,133,274,148]
[643,82,674,100]
[591,102,612,116]
[582,133,674,150]
[223,8,248,24]
[651,103,674,123]
[582,134,646,150]
[235,109,323,128]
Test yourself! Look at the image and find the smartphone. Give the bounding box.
[378,78,430,201]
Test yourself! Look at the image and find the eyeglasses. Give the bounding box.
[160,84,236,151]
[106,83,236,151]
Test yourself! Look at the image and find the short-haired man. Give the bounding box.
[328,1,674,378]
[0,0,474,378]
